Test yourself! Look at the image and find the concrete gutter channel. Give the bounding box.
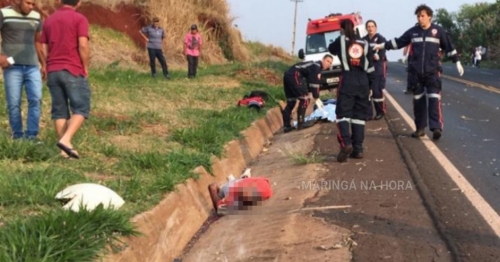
[102,104,285,262]
[101,99,466,261]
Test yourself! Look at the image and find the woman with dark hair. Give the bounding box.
[363,19,387,121]
[328,19,376,162]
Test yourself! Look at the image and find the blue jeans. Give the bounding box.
[3,65,42,139]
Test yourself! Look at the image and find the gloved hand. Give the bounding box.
[456,61,464,76]
[373,43,384,51]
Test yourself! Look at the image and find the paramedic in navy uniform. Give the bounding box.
[328,19,376,162]
[373,4,464,140]
[363,19,387,121]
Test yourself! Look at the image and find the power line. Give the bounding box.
[290,0,304,56]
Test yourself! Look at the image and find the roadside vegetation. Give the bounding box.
[434,2,500,68]
[0,27,291,262]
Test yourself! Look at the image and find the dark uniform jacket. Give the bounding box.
[384,23,458,75]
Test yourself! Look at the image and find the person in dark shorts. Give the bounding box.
[39,0,90,159]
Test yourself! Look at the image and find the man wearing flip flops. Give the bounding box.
[39,0,90,159]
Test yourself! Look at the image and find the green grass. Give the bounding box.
[0,206,139,262]
[292,151,326,165]
[0,60,286,261]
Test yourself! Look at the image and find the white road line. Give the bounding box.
[384,89,500,238]
[480,71,494,75]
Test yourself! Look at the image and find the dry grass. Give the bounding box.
[88,25,149,71]
[144,0,250,64]
[31,0,290,70]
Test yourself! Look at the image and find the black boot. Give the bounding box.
[351,120,365,158]
[350,151,364,159]
[281,110,293,133]
[411,129,425,138]
[374,113,385,120]
[297,106,306,130]
[432,129,442,140]
[337,145,353,163]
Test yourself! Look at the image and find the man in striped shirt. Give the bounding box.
[0,0,44,140]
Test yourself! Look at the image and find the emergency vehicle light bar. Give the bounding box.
[312,18,338,27]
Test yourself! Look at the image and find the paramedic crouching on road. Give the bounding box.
[328,19,376,162]
[373,4,464,140]
[363,19,387,121]
[281,54,333,133]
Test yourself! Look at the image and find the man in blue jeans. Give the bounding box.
[39,0,90,159]
[0,0,44,140]
[139,17,170,79]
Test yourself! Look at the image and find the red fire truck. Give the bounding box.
[298,12,367,90]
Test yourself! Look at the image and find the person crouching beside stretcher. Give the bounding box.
[281,55,333,133]
[328,19,377,162]
[208,176,273,216]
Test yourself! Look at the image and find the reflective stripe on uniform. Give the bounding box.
[427,93,441,99]
[373,98,385,102]
[447,49,457,57]
[413,92,426,100]
[340,36,350,71]
[426,37,440,44]
[412,37,423,43]
[295,61,316,69]
[351,119,366,125]
[363,41,369,71]
[309,83,320,88]
[367,66,375,73]
[336,117,351,123]
[391,38,398,49]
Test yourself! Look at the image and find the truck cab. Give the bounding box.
[298,13,367,90]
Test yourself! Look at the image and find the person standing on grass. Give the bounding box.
[184,24,202,78]
[139,17,170,79]
[0,0,44,141]
[39,0,90,159]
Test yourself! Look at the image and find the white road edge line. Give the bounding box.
[384,89,500,238]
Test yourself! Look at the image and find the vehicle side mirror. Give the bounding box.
[298,49,305,60]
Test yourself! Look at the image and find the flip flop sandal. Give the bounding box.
[57,142,80,159]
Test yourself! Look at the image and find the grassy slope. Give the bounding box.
[0,23,289,260]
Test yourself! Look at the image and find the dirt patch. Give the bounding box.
[236,68,282,86]
[78,3,149,49]
[180,125,352,261]
[141,124,169,137]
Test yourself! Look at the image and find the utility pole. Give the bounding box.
[290,0,303,56]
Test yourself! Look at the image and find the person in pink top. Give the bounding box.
[184,24,202,78]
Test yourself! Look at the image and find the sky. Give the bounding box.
[226,0,495,61]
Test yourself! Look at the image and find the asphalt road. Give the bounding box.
[312,63,500,261]
[386,62,500,214]
[441,62,500,88]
